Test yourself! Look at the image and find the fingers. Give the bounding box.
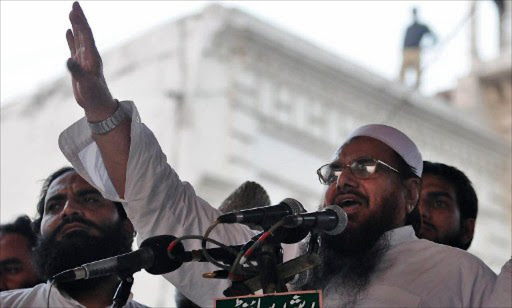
[66,29,76,57]
[69,1,101,68]
[73,2,95,45]
[69,5,81,57]
[69,2,96,49]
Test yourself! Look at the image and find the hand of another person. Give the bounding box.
[66,1,117,122]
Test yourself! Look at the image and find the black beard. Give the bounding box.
[435,229,466,249]
[303,195,400,307]
[34,215,133,296]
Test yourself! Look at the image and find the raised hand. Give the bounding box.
[65,2,130,197]
[66,1,117,122]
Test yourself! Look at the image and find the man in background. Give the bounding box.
[418,161,477,250]
[399,7,436,89]
[0,216,42,292]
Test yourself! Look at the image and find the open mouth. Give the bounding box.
[335,195,365,213]
[339,199,361,208]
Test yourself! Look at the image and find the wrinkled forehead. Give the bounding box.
[333,136,397,163]
[44,170,92,203]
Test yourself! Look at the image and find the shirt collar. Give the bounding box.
[45,280,135,308]
[43,281,85,307]
[384,225,418,248]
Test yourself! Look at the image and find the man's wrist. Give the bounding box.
[84,98,119,123]
[87,100,129,135]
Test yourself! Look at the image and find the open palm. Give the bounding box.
[66,2,114,115]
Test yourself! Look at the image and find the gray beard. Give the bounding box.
[299,196,399,307]
[320,233,391,308]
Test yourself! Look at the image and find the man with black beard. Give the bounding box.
[0,167,145,307]
[53,2,498,307]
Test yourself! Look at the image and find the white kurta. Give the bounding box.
[323,227,497,307]
[0,282,145,308]
[57,101,498,307]
[484,259,512,307]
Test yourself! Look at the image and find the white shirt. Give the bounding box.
[484,259,511,307]
[0,282,145,308]
[323,227,497,307]
[57,101,497,307]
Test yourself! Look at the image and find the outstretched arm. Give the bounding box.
[66,1,130,197]
[60,4,256,304]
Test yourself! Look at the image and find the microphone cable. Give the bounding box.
[240,219,287,264]
[46,280,55,308]
[200,220,259,272]
[167,234,241,270]
[229,218,287,279]
[201,220,226,269]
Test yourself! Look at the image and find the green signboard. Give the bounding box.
[215,290,322,308]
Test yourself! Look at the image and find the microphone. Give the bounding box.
[283,205,348,235]
[217,198,305,228]
[176,181,270,308]
[52,235,184,283]
[217,183,308,243]
[218,181,272,231]
[169,245,244,265]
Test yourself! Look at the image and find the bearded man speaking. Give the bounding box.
[302,125,424,306]
[29,2,499,307]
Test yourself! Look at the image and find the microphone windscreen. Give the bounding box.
[324,205,348,235]
[141,235,184,274]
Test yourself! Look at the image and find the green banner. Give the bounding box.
[215,290,322,308]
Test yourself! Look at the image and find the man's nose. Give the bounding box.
[61,199,83,217]
[336,167,357,190]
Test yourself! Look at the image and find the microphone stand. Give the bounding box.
[223,234,285,297]
[257,237,286,294]
[222,234,322,297]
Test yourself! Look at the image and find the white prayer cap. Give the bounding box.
[343,124,423,177]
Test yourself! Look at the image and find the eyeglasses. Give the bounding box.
[317,157,400,185]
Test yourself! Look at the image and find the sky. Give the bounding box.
[0,1,500,106]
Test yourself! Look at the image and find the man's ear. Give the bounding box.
[461,218,476,246]
[403,178,421,213]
